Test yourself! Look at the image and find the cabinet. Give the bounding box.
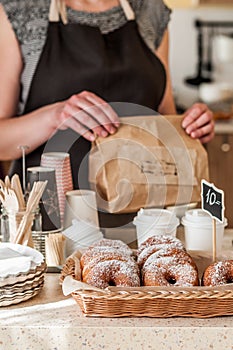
[206,134,233,227]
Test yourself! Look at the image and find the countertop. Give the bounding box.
[1,228,233,350]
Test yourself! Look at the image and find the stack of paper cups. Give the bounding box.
[41,152,73,224]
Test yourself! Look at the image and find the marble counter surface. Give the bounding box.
[1,229,233,350]
[1,271,233,350]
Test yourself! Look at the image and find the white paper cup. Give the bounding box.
[181,209,228,254]
[133,208,179,246]
[63,190,99,229]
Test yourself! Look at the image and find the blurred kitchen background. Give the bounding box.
[165,0,233,228]
[166,0,233,112]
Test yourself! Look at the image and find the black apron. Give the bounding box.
[10,0,166,228]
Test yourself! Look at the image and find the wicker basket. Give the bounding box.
[72,284,233,318]
[62,250,233,318]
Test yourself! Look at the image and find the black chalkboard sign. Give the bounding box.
[201,179,225,223]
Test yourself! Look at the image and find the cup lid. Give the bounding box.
[133,208,179,227]
[181,209,227,227]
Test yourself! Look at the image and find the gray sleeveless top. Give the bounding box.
[0,0,171,114]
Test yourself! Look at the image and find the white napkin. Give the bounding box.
[0,256,33,278]
[0,247,23,260]
[63,219,103,256]
[0,243,44,278]
[62,275,105,296]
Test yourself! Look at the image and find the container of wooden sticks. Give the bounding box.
[0,174,47,247]
[45,231,66,266]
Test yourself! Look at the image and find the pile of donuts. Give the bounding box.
[69,236,233,289]
[138,235,199,287]
[80,238,140,289]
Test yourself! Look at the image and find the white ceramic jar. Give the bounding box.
[181,209,227,254]
[214,35,233,63]
[133,208,179,246]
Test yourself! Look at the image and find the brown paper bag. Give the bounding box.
[89,115,209,213]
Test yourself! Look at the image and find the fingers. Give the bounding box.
[182,103,209,129]
[182,103,215,143]
[58,91,120,141]
[83,91,120,127]
[199,129,215,144]
[61,112,96,142]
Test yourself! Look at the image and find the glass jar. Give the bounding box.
[0,207,42,246]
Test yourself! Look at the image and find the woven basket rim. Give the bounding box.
[71,282,233,300]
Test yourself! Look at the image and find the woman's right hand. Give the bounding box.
[56,91,120,141]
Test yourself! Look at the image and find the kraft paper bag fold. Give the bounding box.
[88,115,209,214]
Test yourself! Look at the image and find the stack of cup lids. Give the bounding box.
[41,152,73,222]
[0,243,46,307]
[63,219,103,257]
[133,208,179,246]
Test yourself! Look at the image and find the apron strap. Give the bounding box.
[119,0,135,21]
[49,0,135,24]
[49,0,68,24]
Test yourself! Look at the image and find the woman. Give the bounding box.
[0,0,214,193]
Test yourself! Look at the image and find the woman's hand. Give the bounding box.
[57,91,120,141]
[182,103,215,144]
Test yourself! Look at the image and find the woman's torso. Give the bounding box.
[1,0,171,227]
[0,0,171,114]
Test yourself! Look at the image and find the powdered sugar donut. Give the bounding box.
[138,235,198,287]
[83,259,140,289]
[143,247,195,269]
[90,238,133,255]
[203,260,233,286]
[137,235,185,256]
[80,246,131,269]
[80,238,140,289]
[137,243,186,268]
[142,255,199,287]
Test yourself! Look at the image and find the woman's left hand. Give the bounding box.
[181,103,215,144]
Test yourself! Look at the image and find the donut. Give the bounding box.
[142,257,199,287]
[81,238,140,289]
[138,235,199,287]
[83,258,140,289]
[89,238,133,255]
[137,243,186,268]
[202,260,233,286]
[80,246,131,269]
[143,247,196,269]
[137,235,185,256]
